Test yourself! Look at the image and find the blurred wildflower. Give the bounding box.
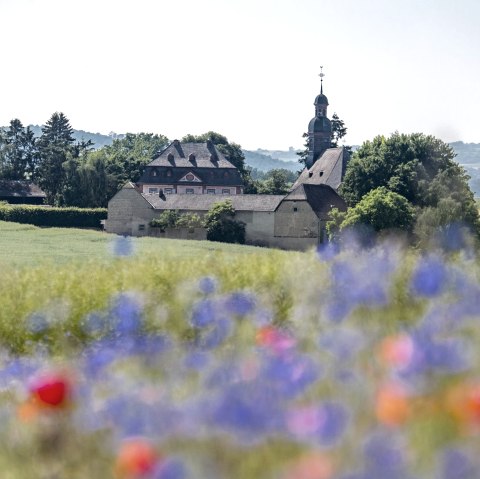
[283,451,334,479]
[410,255,447,298]
[375,382,410,427]
[113,235,135,257]
[28,369,72,409]
[153,458,186,479]
[316,241,340,262]
[190,299,216,328]
[439,447,475,479]
[378,334,414,369]
[110,293,144,336]
[445,382,480,429]
[115,437,161,478]
[286,402,348,446]
[25,313,49,334]
[198,276,217,295]
[362,432,408,479]
[223,291,256,316]
[256,325,296,355]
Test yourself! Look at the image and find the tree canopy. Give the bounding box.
[338,132,480,240]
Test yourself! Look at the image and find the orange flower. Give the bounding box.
[115,437,161,478]
[376,382,410,426]
[446,382,480,428]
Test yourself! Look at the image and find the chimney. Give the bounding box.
[159,188,166,200]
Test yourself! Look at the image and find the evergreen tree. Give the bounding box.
[37,113,76,204]
[0,119,38,180]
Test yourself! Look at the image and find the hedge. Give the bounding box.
[0,205,107,228]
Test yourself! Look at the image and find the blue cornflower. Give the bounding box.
[316,401,349,446]
[440,447,475,479]
[410,255,447,298]
[25,313,49,334]
[112,235,134,257]
[198,276,217,295]
[223,291,256,316]
[316,241,340,262]
[363,432,407,479]
[184,351,210,371]
[110,293,143,336]
[190,299,217,328]
[154,459,186,479]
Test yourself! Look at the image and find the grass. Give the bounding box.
[3,220,480,478]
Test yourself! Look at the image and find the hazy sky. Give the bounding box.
[1,0,479,150]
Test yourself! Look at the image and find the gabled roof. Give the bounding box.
[292,147,348,191]
[148,141,236,169]
[283,183,346,219]
[143,194,284,212]
[0,180,46,198]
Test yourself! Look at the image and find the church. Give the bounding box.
[105,75,349,250]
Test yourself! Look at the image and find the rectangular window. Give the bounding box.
[164,188,173,194]
[186,188,194,194]
[148,188,158,194]
[293,207,298,212]
[207,189,216,194]
[138,224,145,231]
[222,189,230,195]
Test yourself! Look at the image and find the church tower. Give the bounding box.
[306,67,332,168]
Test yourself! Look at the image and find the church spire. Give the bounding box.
[319,65,325,94]
[306,67,332,168]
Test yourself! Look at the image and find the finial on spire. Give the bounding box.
[319,66,325,94]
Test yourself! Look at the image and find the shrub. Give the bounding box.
[149,210,181,232]
[204,200,245,244]
[0,205,107,228]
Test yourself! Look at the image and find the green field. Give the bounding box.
[0,221,312,353]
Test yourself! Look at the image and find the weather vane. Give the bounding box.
[319,66,325,93]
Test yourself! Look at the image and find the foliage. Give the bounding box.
[149,210,181,231]
[204,199,245,244]
[0,119,38,180]
[256,168,292,195]
[0,205,106,228]
[339,187,415,233]
[340,132,480,237]
[1,227,480,477]
[175,212,203,229]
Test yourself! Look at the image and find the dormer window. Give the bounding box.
[166,169,172,177]
[152,169,157,177]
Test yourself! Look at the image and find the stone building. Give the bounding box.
[137,139,244,196]
[105,73,348,250]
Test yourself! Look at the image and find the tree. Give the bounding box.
[340,132,479,235]
[340,187,415,233]
[181,131,257,193]
[36,113,77,204]
[257,169,291,195]
[203,199,245,244]
[297,112,349,167]
[0,120,38,180]
[101,132,170,195]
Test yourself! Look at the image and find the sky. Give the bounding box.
[1,0,480,150]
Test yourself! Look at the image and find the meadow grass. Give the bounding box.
[1,220,479,478]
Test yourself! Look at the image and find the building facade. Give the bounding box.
[137,140,244,196]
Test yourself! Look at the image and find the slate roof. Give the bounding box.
[148,141,235,169]
[138,141,244,187]
[292,147,348,191]
[143,194,284,212]
[284,184,347,219]
[0,180,46,198]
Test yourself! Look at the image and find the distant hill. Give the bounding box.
[26,125,122,148]
[242,150,299,173]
